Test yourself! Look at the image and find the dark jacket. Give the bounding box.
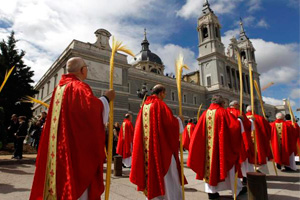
[16,122,28,137]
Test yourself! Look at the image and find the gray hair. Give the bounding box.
[67,57,86,73]
[276,112,284,120]
[211,95,224,104]
[246,105,252,112]
[229,100,238,107]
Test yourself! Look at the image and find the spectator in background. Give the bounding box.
[7,114,19,143]
[113,122,121,157]
[12,116,28,159]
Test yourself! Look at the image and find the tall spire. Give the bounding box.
[239,18,245,34]
[202,0,213,14]
[144,28,147,40]
[239,17,248,41]
[141,28,150,51]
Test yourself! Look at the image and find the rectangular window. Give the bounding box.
[207,76,211,87]
[41,87,44,99]
[193,96,197,105]
[183,94,187,103]
[54,74,58,88]
[220,74,224,86]
[47,81,50,95]
[171,92,175,101]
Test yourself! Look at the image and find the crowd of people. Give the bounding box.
[6,111,47,159]
[8,56,296,200]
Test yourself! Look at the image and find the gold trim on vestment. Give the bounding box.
[122,122,126,140]
[187,124,191,137]
[43,85,66,200]
[204,109,216,183]
[275,123,283,154]
[142,103,151,196]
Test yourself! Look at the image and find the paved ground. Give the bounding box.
[0,153,299,200]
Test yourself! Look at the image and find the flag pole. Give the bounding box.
[105,37,135,200]
[175,54,189,200]
[254,80,278,176]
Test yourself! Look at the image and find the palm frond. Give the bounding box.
[22,96,49,108]
[0,66,15,93]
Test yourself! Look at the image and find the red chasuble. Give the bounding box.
[227,108,254,164]
[246,112,273,164]
[187,103,242,186]
[182,122,195,150]
[116,119,134,158]
[129,95,186,199]
[30,74,106,200]
[286,120,300,155]
[270,119,294,166]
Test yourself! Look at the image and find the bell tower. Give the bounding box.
[237,18,257,72]
[197,0,225,58]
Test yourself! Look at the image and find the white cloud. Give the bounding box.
[260,66,298,86]
[152,44,198,75]
[263,96,296,107]
[252,39,299,74]
[257,19,269,28]
[177,0,242,19]
[290,88,300,99]
[0,0,180,83]
[248,0,261,12]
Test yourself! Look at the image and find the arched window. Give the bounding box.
[215,27,219,38]
[202,26,208,41]
[151,68,158,74]
[241,51,246,61]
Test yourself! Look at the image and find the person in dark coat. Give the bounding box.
[12,116,28,159]
[7,114,19,144]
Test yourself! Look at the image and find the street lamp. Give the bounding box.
[136,83,149,99]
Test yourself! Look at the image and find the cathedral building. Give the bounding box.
[33,1,279,123]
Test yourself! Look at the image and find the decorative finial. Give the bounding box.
[202,0,213,14]
[240,17,245,33]
[144,28,147,40]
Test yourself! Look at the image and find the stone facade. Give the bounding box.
[33,2,281,124]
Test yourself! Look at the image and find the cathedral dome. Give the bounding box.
[134,49,163,65]
[132,30,163,65]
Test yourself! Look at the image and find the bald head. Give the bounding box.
[276,112,284,120]
[152,84,166,100]
[246,105,252,112]
[152,84,165,95]
[67,57,86,73]
[229,100,238,107]
[66,57,88,80]
[211,95,224,105]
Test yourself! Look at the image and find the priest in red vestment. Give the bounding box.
[246,105,273,174]
[30,57,115,200]
[227,101,254,180]
[188,95,247,200]
[117,113,134,167]
[285,114,300,156]
[130,84,186,200]
[182,119,195,151]
[270,112,296,171]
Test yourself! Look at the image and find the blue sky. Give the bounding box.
[0,0,299,115]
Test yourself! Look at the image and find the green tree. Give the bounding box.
[0,31,37,130]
